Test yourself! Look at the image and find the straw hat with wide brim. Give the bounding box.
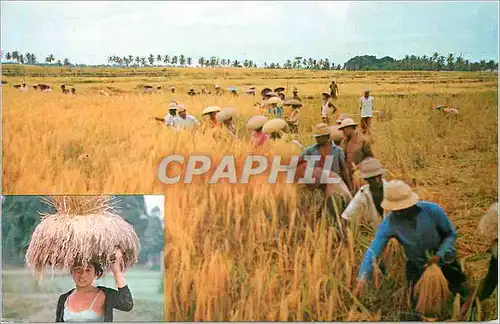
[336,112,352,123]
[25,196,140,275]
[262,118,288,134]
[176,105,187,113]
[266,97,281,105]
[283,99,302,107]
[322,92,331,97]
[381,180,420,211]
[274,87,285,93]
[364,89,371,93]
[478,202,498,240]
[247,115,268,130]
[338,118,358,130]
[202,106,222,115]
[328,125,344,142]
[167,102,178,110]
[358,158,384,179]
[265,92,279,98]
[261,88,272,96]
[312,123,331,137]
[217,107,238,122]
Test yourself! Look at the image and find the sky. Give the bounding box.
[1,1,498,65]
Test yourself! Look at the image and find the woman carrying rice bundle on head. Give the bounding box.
[25,196,140,322]
[246,115,269,148]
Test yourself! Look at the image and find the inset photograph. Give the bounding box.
[2,195,164,322]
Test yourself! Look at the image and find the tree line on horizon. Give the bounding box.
[1,50,497,72]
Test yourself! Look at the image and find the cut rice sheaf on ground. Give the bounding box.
[413,263,451,316]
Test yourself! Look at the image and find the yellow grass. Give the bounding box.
[2,67,498,320]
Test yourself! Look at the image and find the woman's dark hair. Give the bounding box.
[71,260,104,279]
[255,127,263,132]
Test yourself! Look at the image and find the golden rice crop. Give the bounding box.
[3,69,498,320]
[413,263,451,315]
[25,195,140,276]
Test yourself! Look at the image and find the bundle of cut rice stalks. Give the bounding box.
[413,263,451,316]
[25,196,140,276]
[380,238,406,281]
[347,304,381,322]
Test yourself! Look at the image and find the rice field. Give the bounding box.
[2,67,498,321]
[1,267,164,322]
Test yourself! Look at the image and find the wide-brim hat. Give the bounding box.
[266,97,281,105]
[247,115,268,130]
[321,92,331,97]
[265,92,279,98]
[338,118,358,130]
[260,88,273,96]
[312,123,331,137]
[176,104,186,113]
[358,157,384,179]
[283,99,302,107]
[328,125,344,142]
[336,113,352,124]
[217,107,237,122]
[381,180,420,211]
[202,106,221,115]
[262,118,287,134]
[274,87,285,93]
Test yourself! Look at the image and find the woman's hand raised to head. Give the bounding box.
[110,248,124,275]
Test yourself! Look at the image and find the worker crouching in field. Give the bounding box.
[460,202,498,319]
[354,180,470,320]
[201,106,221,128]
[284,99,302,133]
[247,115,269,148]
[174,105,200,130]
[338,118,374,192]
[321,92,337,125]
[216,107,238,139]
[164,103,179,127]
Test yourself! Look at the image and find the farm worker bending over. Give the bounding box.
[246,115,269,148]
[174,105,200,130]
[330,80,339,99]
[201,106,221,128]
[360,89,374,135]
[284,99,302,134]
[297,123,354,195]
[341,158,387,231]
[216,107,238,139]
[460,202,498,318]
[338,118,374,192]
[321,92,337,125]
[354,180,470,319]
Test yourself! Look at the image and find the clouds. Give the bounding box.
[1,1,498,65]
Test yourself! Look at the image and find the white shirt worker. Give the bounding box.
[360,96,374,118]
[174,114,200,130]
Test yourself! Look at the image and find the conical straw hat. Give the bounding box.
[283,99,302,107]
[262,118,288,134]
[247,115,268,130]
[216,107,237,122]
[202,106,221,115]
[266,97,281,105]
[25,196,140,275]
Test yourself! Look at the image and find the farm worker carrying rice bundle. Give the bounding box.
[321,91,337,124]
[25,196,139,322]
[283,99,302,134]
[228,87,239,97]
[216,107,238,139]
[274,87,286,101]
[360,89,374,135]
[330,80,339,99]
[338,118,374,193]
[266,96,282,117]
[353,180,470,320]
[341,158,387,231]
[201,105,221,128]
[297,122,354,195]
[246,115,269,148]
[173,104,200,131]
[262,118,303,153]
[459,202,498,319]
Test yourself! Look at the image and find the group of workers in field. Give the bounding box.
[157,80,495,320]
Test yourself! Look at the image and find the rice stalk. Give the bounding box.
[413,263,451,316]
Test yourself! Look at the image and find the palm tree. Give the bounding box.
[446,53,455,70]
[437,56,446,71]
[135,56,141,67]
[148,54,155,66]
[163,55,170,66]
[198,57,205,67]
[108,56,115,65]
[187,57,192,66]
[209,56,217,67]
[179,55,186,67]
[6,52,12,62]
[171,56,178,66]
[46,54,55,64]
[156,54,162,66]
[140,57,147,67]
[12,51,19,62]
[19,54,25,64]
[294,57,302,69]
[63,58,71,66]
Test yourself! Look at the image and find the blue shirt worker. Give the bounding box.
[354,180,470,319]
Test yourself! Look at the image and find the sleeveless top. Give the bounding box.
[63,291,105,322]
